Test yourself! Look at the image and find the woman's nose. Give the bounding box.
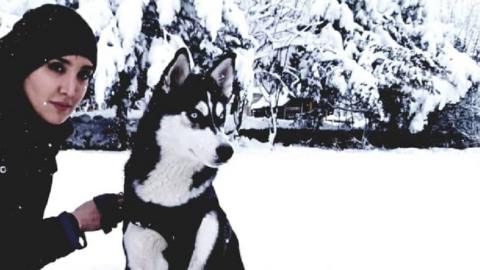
[59,76,78,97]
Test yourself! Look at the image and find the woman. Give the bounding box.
[0,4,123,269]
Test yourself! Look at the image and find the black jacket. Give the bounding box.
[0,96,85,269]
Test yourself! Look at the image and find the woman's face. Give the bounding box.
[23,55,94,125]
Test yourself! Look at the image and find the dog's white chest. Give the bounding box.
[133,157,210,207]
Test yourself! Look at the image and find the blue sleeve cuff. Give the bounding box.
[58,212,87,250]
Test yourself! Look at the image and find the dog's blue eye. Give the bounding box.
[190,112,198,119]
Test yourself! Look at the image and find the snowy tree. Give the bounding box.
[112,0,251,145]
[161,0,253,135]
[275,0,480,134]
[432,0,480,144]
[236,0,327,143]
[437,0,480,54]
[426,85,480,146]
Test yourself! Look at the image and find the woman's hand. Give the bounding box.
[72,193,124,233]
[72,200,102,231]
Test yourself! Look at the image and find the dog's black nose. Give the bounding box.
[216,144,234,163]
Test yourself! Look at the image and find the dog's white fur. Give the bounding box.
[124,223,169,270]
[187,212,219,270]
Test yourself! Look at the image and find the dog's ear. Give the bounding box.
[160,48,191,94]
[210,52,236,99]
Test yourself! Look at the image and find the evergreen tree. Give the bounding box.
[278,0,480,134]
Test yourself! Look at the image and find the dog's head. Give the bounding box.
[154,48,235,168]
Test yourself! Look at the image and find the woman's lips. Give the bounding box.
[50,101,72,112]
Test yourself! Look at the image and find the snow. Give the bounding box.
[374,26,401,48]
[318,23,343,51]
[408,42,480,132]
[146,35,186,89]
[0,11,19,37]
[79,0,146,107]
[309,0,480,132]
[116,0,143,56]
[250,85,291,110]
[224,0,250,39]
[94,20,124,106]
[323,0,342,23]
[28,0,55,8]
[194,0,223,40]
[233,48,255,92]
[327,67,348,95]
[0,0,53,27]
[338,3,355,32]
[71,108,117,118]
[0,1,26,15]
[375,0,391,14]
[311,0,337,18]
[77,0,113,36]
[155,0,181,26]
[238,116,295,130]
[43,146,480,270]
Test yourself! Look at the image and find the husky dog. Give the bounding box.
[123,48,244,270]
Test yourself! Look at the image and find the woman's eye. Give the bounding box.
[78,70,93,81]
[48,62,65,73]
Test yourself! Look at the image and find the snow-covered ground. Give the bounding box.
[43,144,480,270]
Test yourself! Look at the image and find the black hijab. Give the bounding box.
[0,4,97,144]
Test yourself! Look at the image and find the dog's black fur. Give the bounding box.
[123,48,244,270]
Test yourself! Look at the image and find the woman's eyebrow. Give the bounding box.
[55,57,71,65]
[52,57,94,71]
